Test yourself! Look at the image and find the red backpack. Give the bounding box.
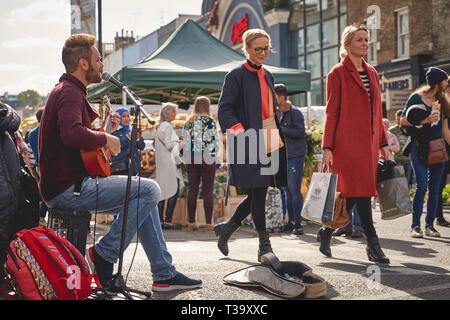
[2,227,94,300]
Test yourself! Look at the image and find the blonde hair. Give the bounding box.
[242,28,271,58]
[186,96,211,124]
[339,24,369,60]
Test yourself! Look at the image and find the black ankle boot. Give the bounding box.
[257,230,274,262]
[317,227,334,257]
[214,219,240,256]
[365,235,390,264]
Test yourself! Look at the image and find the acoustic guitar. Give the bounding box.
[80,95,113,177]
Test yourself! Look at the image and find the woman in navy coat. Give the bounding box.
[215,29,288,263]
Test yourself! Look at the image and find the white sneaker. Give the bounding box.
[425,226,440,237]
[411,227,423,238]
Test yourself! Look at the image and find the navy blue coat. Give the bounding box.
[279,105,306,159]
[218,64,288,188]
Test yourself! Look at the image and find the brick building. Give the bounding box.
[347,0,450,118]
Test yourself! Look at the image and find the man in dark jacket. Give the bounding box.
[0,102,39,284]
[275,84,306,235]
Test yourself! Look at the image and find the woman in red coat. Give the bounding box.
[321,24,391,263]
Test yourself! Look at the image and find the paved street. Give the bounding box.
[89,205,450,301]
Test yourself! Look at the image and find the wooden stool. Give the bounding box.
[47,208,91,256]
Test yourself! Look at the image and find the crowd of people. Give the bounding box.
[11,24,450,293]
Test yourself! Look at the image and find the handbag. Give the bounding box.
[424,138,448,165]
[323,192,350,229]
[262,89,284,154]
[301,168,336,225]
[263,188,284,232]
[377,161,412,220]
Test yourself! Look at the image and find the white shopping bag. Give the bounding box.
[301,172,334,225]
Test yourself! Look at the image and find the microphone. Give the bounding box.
[102,72,156,125]
[102,72,124,89]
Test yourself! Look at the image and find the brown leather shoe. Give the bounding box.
[205,224,214,232]
[188,223,199,231]
[333,228,352,237]
[351,230,363,238]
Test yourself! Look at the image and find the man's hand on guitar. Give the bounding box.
[105,133,121,156]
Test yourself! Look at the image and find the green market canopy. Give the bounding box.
[87,19,310,104]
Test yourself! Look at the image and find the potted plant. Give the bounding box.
[302,119,323,197]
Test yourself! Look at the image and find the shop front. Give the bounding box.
[380,74,413,119]
[203,0,290,68]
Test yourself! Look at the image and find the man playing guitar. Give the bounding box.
[38,33,202,292]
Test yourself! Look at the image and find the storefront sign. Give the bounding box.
[386,90,413,110]
[380,74,412,102]
[230,13,249,45]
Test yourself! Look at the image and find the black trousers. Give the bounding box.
[345,197,377,238]
[231,187,268,231]
[158,179,179,223]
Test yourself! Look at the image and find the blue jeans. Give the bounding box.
[284,156,305,224]
[46,175,177,281]
[397,160,414,188]
[280,188,287,219]
[410,143,446,228]
[339,206,363,231]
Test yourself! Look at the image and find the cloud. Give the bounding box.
[0,73,63,96]
[6,0,68,25]
[0,64,39,72]
[2,37,60,49]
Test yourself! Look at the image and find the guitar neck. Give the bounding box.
[104,114,113,134]
[102,96,113,134]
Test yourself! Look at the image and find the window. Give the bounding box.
[322,18,338,48]
[310,79,322,105]
[306,24,320,52]
[323,47,339,74]
[367,28,377,65]
[396,7,409,58]
[288,0,347,105]
[307,52,321,79]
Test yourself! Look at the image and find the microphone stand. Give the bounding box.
[109,86,153,300]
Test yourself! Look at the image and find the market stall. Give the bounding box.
[87,19,310,104]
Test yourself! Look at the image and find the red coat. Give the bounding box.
[322,56,387,197]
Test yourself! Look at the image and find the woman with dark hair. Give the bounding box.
[216,28,288,262]
[321,24,391,263]
[401,67,450,238]
[110,107,146,176]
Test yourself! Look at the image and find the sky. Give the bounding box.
[0,0,204,97]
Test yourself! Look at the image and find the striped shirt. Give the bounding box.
[359,71,371,97]
[359,70,374,130]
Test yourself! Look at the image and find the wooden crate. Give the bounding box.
[223,196,246,220]
[171,198,188,226]
[169,198,225,226]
